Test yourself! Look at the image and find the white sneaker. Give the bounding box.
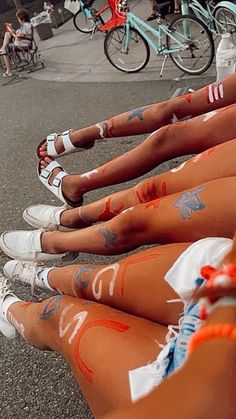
[0,229,78,262]
[4,260,43,295]
[23,204,74,231]
[0,275,16,339]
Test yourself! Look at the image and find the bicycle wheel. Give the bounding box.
[167,14,214,75]
[73,9,104,33]
[104,25,150,73]
[214,6,236,42]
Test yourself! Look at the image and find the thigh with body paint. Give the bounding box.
[8,294,167,415]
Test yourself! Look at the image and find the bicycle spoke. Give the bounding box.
[167,15,214,75]
[104,26,150,73]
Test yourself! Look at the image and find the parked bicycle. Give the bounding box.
[104,0,215,75]
[73,0,126,37]
[180,0,236,37]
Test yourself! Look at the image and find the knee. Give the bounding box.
[149,124,173,149]
[150,101,172,126]
[110,206,149,243]
[21,300,56,350]
[135,177,160,203]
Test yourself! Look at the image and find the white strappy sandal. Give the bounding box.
[37,160,83,208]
[37,129,94,158]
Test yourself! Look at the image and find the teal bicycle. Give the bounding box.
[180,0,236,36]
[104,0,215,75]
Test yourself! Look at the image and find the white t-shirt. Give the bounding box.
[165,237,232,301]
[15,22,32,48]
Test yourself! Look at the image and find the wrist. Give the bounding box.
[188,322,236,355]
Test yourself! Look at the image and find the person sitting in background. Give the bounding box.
[147,0,180,21]
[43,2,54,14]
[147,0,160,21]
[0,9,32,77]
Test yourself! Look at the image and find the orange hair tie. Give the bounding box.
[188,323,236,355]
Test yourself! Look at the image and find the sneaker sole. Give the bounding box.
[0,317,16,339]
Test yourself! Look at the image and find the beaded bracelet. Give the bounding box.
[198,263,236,320]
[200,263,236,288]
[188,323,236,355]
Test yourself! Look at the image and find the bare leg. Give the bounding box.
[39,104,236,205]
[34,243,189,324]
[57,137,236,228]
[174,0,180,12]
[147,0,158,18]
[0,32,12,51]
[38,74,236,157]
[40,176,236,256]
[3,54,12,75]
[101,305,236,419]
[1,32,13,74]
[6,296,168,416]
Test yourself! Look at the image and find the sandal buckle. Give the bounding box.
[53,177,61,188]
[47,134,57,142]
[41,168,51,179]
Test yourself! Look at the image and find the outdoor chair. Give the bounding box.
[7,27,45,73]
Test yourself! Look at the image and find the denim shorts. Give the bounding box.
[129,238,232,402]
[129,298,202,402]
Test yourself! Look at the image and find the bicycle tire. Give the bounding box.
[167,14,214,75]
[73,9,104,33]
[213,6,236,41]
[104,25,150,73]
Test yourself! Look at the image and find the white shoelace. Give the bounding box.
[12,263,40,296]
[0,275,11,301]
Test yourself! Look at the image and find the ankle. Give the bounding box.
[63,175,87,200]
[41,231,63,254]
[4,298,22,322]
[71,127,98,147]
[61,208,90,229]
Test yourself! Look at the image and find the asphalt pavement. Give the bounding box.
[29,0,218,83]
[0,2,217,418]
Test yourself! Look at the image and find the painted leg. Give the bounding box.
[72,136,236,226]
[7,243,188,323]
[3,177,236,259]
[34,136,236,232]
[5,293,168,416]
[38,104,236,205]
[38,74,236,158]
[101,306,236,419]
[39,176,236,255]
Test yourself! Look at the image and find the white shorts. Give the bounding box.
[129,237,232,402]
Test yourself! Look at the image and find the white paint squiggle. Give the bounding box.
[92,263,120,300]
[59,304,88,344]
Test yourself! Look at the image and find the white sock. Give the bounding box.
[37,268,55,291]
[2,295,22,320]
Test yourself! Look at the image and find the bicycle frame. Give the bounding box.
[125,12,190,55]
[180,0,236,34]
[79,1,110,23]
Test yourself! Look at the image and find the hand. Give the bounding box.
[191,281,236,304]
